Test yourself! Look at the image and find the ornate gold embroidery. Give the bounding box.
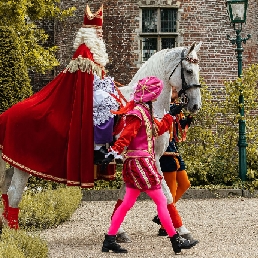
[82,24,102,29]
[125,150,151,159]
[145,158,161,183]
[135,78,161,102]
[85,5,103,21]
[81,182,94,187]
[63,55,104,77]
[135,105,153,156]
[2,153,90,186]
[163,152,180,156]
[98,173,116,179]
[67,180,81,185]
[129,160,142,189]
[135,158,151,189]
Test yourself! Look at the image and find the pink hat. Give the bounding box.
[134,76,163,102]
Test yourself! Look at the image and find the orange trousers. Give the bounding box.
[163,170,190,203]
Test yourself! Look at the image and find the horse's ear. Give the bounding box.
[194,41,202,53]
[186,42,196,56]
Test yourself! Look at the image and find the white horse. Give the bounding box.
[0,42,202,230]
[113,42,202,240]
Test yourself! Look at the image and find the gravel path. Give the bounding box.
[41,198,258,258]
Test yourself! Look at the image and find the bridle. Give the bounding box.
[169,49,201,98]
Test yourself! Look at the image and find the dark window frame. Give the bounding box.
[140,7,178,62]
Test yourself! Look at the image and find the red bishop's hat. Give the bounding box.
[83,4,103,29]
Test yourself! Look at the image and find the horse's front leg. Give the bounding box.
[0,151,15,225]
[7,167,30,229]
[154,133,173,204]
[0,168,14,224]
[0,150,6,187]
[155,155,173,204]
[0,151,7,229]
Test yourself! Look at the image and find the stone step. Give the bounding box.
[82,188,258,201]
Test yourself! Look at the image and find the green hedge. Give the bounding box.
[0,182,82,257]
[19,185,82,229]
[0,26,32,113]
[0,228,48,258]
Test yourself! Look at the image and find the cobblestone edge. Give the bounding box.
[82,188,258,201]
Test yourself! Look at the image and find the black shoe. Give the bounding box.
[94,149,106,165]
[158,228,168,236]
[170,233,196,254]
[99,146,108,155]
[102,234,128,253]
[152,215,161,225]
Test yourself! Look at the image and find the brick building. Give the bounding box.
[32,0,258,95]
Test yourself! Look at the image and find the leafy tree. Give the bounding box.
[0,0,75,73]
[0,1,75,112]
[0,26,32,112]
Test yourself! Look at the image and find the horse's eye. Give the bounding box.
[186,69,193,75]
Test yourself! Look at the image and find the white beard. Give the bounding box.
[73,28,109,67]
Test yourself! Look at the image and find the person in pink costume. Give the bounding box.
[101,76,196,254]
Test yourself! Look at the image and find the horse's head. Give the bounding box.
[164,42,202,114]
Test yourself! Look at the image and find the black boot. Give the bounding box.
[94,150,104,165]
[152,215,161,225]
[170,233,195,254]
[102,234,128,253]
[158,228,168,236]
[94,146,109,164]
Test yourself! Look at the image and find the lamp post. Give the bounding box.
[226,0,251,181]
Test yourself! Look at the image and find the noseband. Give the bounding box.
[169,49,201,97]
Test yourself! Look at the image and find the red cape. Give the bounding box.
[0,44,104,188]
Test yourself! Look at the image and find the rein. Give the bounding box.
[169,49,201,97]
[113,81,128,107]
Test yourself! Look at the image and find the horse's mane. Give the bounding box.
[128,47,185,88]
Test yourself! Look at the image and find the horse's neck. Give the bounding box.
[128,50,167,87]
[120,50,168,108]
[153,86,171,118]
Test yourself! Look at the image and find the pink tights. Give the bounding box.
[108,187,176,237]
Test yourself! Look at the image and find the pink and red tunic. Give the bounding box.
[112,103,172,191]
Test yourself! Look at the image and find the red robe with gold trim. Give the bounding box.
[0,43,103,188]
